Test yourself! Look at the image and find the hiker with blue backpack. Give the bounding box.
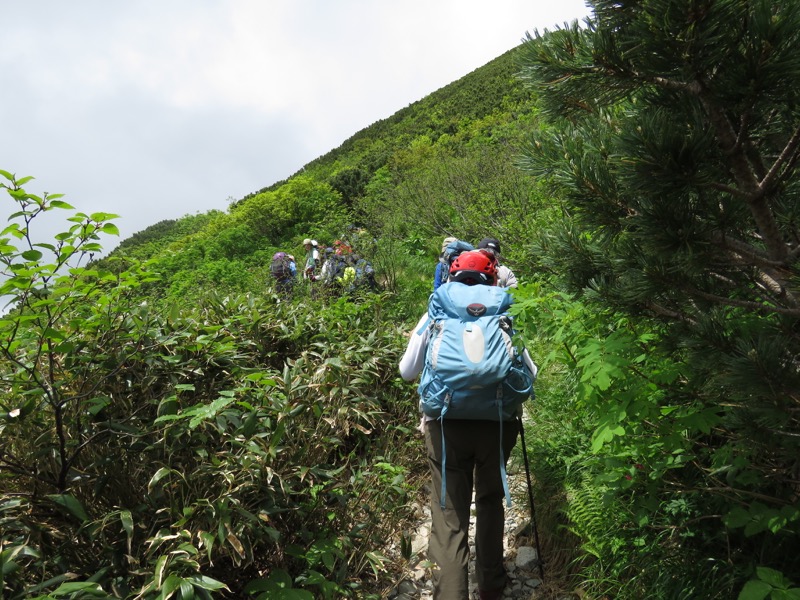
[350,254,378,292]
[434,237,475,291]
[318,247,354,295]
[400,250,538,600]
[270,251,296,299]
[433,237,457,291]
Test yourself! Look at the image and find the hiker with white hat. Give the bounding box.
[302,239,320,280]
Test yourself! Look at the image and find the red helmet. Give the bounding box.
[449,250,497,286]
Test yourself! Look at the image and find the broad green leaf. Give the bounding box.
[154,554,169,588]
[242,578,273,593]
[120,510,133,537]
[23,572,73,594]
[265,569,292,587]
[90,211,120,221]
[148,467,174,493]
[281,590,314,600]
[47,581,109,596]
[180,580,195,600]
[591,422,625,453]
[43,327,66,341]
[21,249,43,261]
[199,532,215,561]
[87,396,112,416]
[160,574,182,599]
[185,575,229,591]
[49,200,74,209]
[738,580,771,600]
[757,566,790,588]
[46,494,89,523]
[724,507,751,529]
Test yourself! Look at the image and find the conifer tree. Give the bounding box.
[517,0,800,591]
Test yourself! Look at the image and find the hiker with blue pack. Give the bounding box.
[399,250,538,600]
[269,251,296,299]
[433,237,474,291]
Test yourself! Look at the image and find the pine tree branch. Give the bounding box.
[757,125,800,198]
[649,75,701,95]
[688,286,800,317]
[642,73,791,262]
[712,233,789,270]
[755,271,798,307]
[697,91,789,262]
[643,300,697,325]
[703,234,798,306]
[709,182,751,200]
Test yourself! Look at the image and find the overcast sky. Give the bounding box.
[1,1,590,250]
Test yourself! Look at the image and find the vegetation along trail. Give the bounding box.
[2,1,799,598]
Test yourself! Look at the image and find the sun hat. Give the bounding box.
[303,238,312,245]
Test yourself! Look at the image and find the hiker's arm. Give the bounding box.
[433,262,443,291]
[504,266,518,288]
[399,314,429,381]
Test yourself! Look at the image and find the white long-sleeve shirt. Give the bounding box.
[399,314,538,382]
[496,264,518,289]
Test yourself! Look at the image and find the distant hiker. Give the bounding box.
[478,237,518,288]
[347,226,376,256]
[433,237,457,291]
[303,238,320,280]
[399,250,537,600]
[333,238,352,256]
[351,254,378,292]
[319,247,339,283]
[340,257,356,290]
[319,247,351,295]
[433,237,474,291]
[270,251,295,299]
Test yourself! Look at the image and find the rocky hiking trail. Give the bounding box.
[385,469,568,600]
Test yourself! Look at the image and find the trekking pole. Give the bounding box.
[517,415,545,581]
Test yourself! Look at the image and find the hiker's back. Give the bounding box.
[270,252,292,280]
[418,281,533,421]
[433,237,474,291]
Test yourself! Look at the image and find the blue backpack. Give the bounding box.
[418,282,533,419]
[417,282,535,506]
[438,239,474,287]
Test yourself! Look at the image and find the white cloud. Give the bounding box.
[0,0,590,245]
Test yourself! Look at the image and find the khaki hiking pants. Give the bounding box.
[424,418,520,600]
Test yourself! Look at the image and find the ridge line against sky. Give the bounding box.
[1,1,590,246]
